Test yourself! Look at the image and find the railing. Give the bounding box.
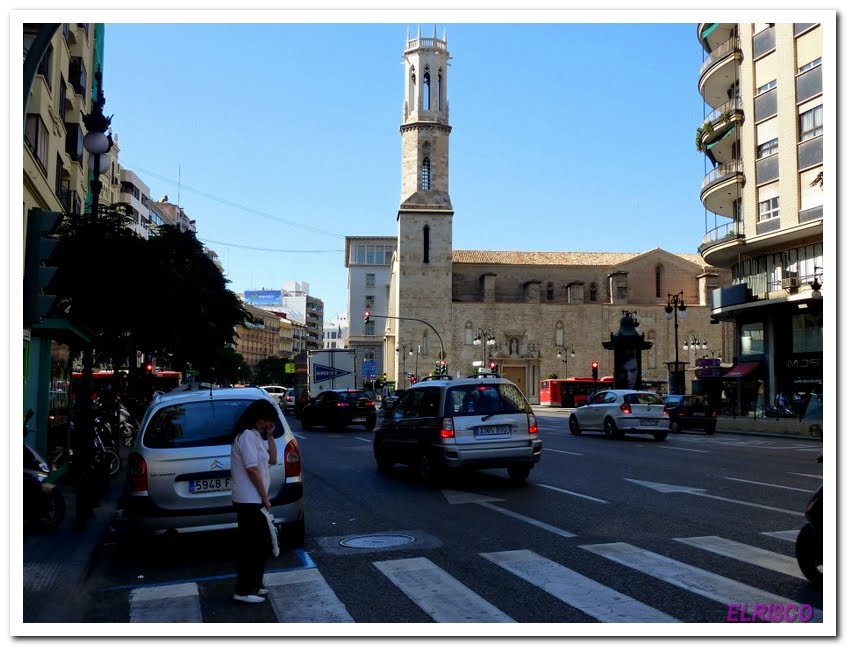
[702,158,743,192]
[700,220,744,252]
[703,96,743,125]
[700,37,739,78]
[406,37,447,51]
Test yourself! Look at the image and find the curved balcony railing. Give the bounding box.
[704,97,743,125]
[699,220,744,253]
[700,37,740,78]
[701,159,744,193]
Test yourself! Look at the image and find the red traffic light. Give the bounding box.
[591,361,598,369]
[364,311,371,324]
[145,363,153,374]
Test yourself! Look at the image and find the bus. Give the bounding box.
[540,376,613,408]
[71,369,183,401]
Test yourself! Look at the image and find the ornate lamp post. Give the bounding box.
[556,346,576,379]
[682,334,707,354]
[665,291,687,395]
[82,67,113,220]
[396,343,412,389]
[473,328,496,366]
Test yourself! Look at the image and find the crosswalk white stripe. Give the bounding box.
[129,582,202,623]
[762,530,800,542]
[481,549,680,623]
[265,569,354,622]
[373,557,514,623]
[673,536,806,579]
[582,542,822,623]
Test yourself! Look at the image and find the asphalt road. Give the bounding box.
[81,410,824,630]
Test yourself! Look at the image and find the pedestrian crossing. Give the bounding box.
[124,530,822,624]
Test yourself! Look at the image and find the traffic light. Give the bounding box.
[591,361,599,381]
[364,311,371,324]
[409,375,417,385]
[24,208,64,327]
[145,362,154,374]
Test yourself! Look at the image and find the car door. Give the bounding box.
[380,389,428,464]
[580,391,609,430]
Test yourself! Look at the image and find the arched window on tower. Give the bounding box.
[655,264,663,298]
[589,282,598,302]
[437,71,443,111]
[423,71,431,110]
[410,70,416,110]
[421,157,430,191]
[423,225,430,264]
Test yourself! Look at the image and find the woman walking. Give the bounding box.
[231,399,278,603]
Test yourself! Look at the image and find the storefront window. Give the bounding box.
[740,322,764,355]
[793,313,823,353]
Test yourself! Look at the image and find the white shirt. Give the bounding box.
[230,428,270,504]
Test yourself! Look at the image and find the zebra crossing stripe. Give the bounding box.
[762,530,800,542]
[582,542,822,623]
[373,557,514,623]
[129,582,202,623]
[481,549,679,623]
[264,569,354,622]
[673,536,806,579]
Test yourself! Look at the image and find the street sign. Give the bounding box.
[362,359,377,379]
[313,363,353,383]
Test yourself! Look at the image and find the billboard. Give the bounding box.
[244,290,282,306]
[614,348,642,390]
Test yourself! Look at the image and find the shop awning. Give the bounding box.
[723,362,760,378]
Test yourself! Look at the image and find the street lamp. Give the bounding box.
[473,328,496,366]
[665,290,687,395]
[556,346,576,378]
[682,334,707,352]
[82,67,113,220]
[396,343,413,388]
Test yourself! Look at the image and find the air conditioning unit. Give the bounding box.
[783,277,800,289]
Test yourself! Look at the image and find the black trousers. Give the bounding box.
[234,503,271,595]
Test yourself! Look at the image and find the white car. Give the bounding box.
[261,385,289,408]
[569,390,669,441]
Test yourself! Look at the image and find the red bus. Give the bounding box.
[71,369,183,400]
[540,376,613,408]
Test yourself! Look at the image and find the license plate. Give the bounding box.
[474,425,511,438]
[641,419,658,426]
[352,417,367,423]
[189,477,231,493]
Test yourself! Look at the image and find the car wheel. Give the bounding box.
[796,523,822,588]
[365,418,376,432]
[653,431,668,442]
[670,421,681,433]
[605,418,623,439]
[569,415,582,435]
[507,465,531,484]
[417,450,439,485]
[705,424,716,435]
[374,443,393,474]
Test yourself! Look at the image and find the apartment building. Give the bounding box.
[234,304,282,370]
[697,23,825,411]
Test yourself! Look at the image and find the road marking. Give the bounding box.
[129,582,202,623]
[674,535,805,579]
[373,557,514,622]
[481,549,679,623]
[265,569,354,622]
[353,436,372,443]
[543,448,583,456]
[660,446,710,453]
[723,477,815,493]
[536,483,608,504]
[293,433,307,440]
[789,472,823,480]
[582,542,822,623]
[625,479,804,516]
[762,530,800,542]
[477,502,577,537]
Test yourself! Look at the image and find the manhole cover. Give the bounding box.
[339,534,416,549]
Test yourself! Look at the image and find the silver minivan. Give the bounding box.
[115,387,305,545]
[373,377,542,484]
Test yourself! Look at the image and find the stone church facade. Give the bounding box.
[383,30,732,403]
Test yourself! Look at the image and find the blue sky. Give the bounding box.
[101,21,726,321]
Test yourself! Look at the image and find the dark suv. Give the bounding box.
[300,389,377,430]
[663,394,718,434]
[373,377,541,484]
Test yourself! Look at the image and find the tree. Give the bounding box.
[211,346,252,385]
[255,356,290,386]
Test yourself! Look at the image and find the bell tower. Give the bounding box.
[393,25,454,372]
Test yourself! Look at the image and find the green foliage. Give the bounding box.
[546,373,558,380]
[211,346,252,385]
[255,356,291,386]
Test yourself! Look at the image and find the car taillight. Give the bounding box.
[283,438,302,477]
[663,407,669,416]
[128,452,148,492]
[528,413,538,434]
[336,402,349,408]
[440,417,455,439]
[620,403,632,415]
[366,400,375,407]
[711,410,717,418]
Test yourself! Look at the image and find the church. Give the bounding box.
[381,29,732,403]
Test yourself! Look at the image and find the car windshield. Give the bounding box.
[446,383,530,416]
[623,393,665,406]
[144,399,282,449]
[338,391,372,403]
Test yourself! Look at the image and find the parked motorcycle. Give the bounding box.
[23,410,66,530]
[795,455,822,588]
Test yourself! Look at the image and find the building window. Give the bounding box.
[655,265,663,298]
[423,70,431,110]
[757,138,778,159]
[798,57,822,74]
[740,322,765,355]
[55,154,68,208]
[423,225,430,264]
[799,105,823,141]
[756,79,777,95]
[546,282,554,301]
[589,282,598,302]
[792,313,822,353]
[24,114,49,173]
[364,295,374,310]
[364,321,375,336]
[69,56,87,94]
[421,157,430,191]
[365,273,375,288]
[437,71,443,110]
[758,196,779,222]
[37,43,52,90]
[58,75,66,121]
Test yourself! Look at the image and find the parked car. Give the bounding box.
[373,376,541,484]
[569,390,669,441]
[115,386,305,545]
[663,394,717,434]
[260,385,288,407]
[281,388,296,415]
[300,389,377,431]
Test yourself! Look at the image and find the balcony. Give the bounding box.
[698,37,742,108]
[700,159,745,217]
[696,97,743,164]
[699,220,745,266]
[697,23,736,54]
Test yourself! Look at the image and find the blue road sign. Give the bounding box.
[362,359,377,379]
